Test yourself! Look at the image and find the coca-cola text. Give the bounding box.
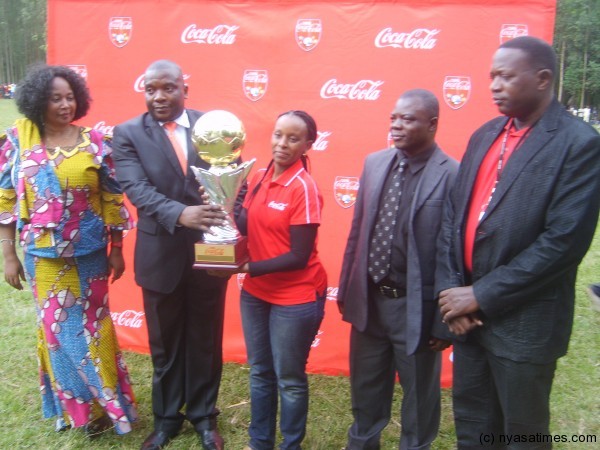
[375,28,439,49]
[320,79,383,100]
[181,24,238,45]
[111,310,144,328]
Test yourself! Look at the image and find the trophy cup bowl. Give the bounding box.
[191,110,255,269]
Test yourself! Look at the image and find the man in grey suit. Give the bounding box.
[338,89,458,450]
[113,60,227,450]
[437,36,600,448]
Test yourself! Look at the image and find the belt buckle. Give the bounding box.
[379,285,399,298]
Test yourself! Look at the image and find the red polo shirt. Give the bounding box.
[464,120,530,272]
[242,159,327,305]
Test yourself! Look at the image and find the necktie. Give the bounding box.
[368,159,407,283]
[164,121,187,174]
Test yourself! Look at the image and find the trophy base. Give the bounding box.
[193,236,249,270]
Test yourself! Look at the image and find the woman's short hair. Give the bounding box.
[15,64,91,135]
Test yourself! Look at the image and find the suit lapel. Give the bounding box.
[144,114,186,177]
[366,149,396,230]
[411,146,444,215]
[479,102,560,223]
[457,120,506,222]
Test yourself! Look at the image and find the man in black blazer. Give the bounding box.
[436,37,600,448]
[113,60,227,450]
[338,89,458,449]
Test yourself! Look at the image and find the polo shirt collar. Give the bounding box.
[263,158,305,186]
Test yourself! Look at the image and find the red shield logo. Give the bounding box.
[109,17,133,48]
[442,76,471,110]
[67,65,88,80]
[333,176,360,208]
[499,24,528,44]
[243,70,268,101]
[295,19,322,51]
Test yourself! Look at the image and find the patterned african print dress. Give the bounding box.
[0,118,137,433]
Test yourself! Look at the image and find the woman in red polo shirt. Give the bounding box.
[236,110,327,450]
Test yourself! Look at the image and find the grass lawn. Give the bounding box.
[0,98,598,448]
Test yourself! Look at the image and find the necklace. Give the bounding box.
[44,126,82,156]
[477,119,535,222]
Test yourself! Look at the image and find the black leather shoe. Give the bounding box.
[198,429,224,450]
[141,430,178,450]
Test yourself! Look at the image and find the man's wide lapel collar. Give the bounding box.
[143,113,186,177]
[412,145,444,215]
[367,149,396,222]
[480,101,560,223]
[454,120,505,224]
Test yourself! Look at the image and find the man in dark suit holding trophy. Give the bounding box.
[113,60,227,450]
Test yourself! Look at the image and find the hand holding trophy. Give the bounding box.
[190,110,255,269]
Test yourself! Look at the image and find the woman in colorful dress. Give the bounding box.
[0,64,137,436]
[235,111,327,450]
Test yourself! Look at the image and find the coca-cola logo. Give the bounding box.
[442,76,471,110]
[236,273,246,290]
[334,176,360,208]
[181,24,238,45]
[243,70,268,101]
[326,286,338,301]
[94,121,114,136]
[311,329,324,348]
[67,65,88,80]
[295,19,322,51]
[320,79,383,101]
[312,131,331,152]
[134,73,191,93]
[499,24,528,44]
[109,17,133,48]
[110,310,145,328]
[375,28,439,49]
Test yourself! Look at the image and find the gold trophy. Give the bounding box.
[190,110,255,269]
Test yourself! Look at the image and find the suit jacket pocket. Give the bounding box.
[137,217,158,235]
[490,296,556,346]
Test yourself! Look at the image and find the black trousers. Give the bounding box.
[453,340,557,449]
[347,288,441,450]
[142,268,227,434]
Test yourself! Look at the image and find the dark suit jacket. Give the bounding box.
[338,145,458,355]
[435,99,600,364]
[112,109,222,293]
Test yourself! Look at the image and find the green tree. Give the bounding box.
[0,0,46,84]
[554,0,600,109]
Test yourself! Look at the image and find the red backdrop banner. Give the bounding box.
[47,0,556,386]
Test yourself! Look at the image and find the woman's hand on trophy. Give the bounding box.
[178,205,226,232]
